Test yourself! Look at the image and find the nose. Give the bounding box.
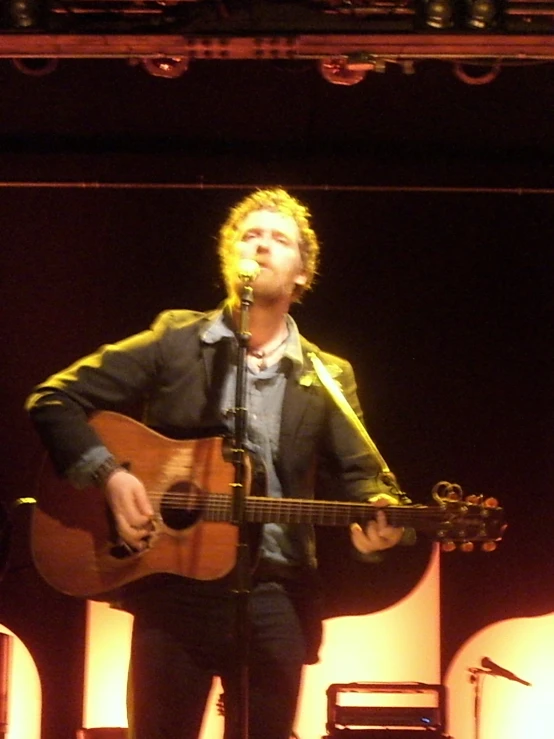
[253,236,272,256]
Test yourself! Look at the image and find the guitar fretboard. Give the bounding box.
[156,490,499,540]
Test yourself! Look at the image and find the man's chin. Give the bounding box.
[231,277,291,306]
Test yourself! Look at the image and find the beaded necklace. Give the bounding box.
[248,330,289,371]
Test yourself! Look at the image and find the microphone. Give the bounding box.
[237,258,261,284]
[481,656,532,686]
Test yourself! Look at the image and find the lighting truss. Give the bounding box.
[1,0,554,64]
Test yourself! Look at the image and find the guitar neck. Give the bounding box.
[198,494,446,534]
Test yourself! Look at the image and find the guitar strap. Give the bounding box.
[307,351,391,475]
[308,352,413,509]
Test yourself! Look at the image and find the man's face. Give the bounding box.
[229,209,307,304]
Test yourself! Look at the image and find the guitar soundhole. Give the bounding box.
[160,481,204,530]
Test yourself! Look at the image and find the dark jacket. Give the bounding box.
[27,308,398,489]
[26,307,413,660]
[26,308,401,573]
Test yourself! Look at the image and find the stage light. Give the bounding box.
[11,58,59,76]
[453,61,501,84]
[466,0,496,27]
[140,57,189,79]
[424,0,454,27]
[319,56,371,85]
[6,0,43,28]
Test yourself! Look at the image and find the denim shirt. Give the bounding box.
[201,309,305,565]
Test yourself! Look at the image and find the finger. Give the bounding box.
[118,489,154,527]
[367,516,402,544]
[114,515,151,550]
[106,471,154,518]
[350,522,366,545]
[350,522,378,552]
[133,490,155,518]
[371,495,398,507]
[113,499,151,529]
[373,509,404,536]
[121,530,149,552]
[128,510,153,528]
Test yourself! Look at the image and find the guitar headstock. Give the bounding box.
[431,480,507,552]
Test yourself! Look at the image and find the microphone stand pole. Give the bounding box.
[468,667,487,739]
[230,279,255,739]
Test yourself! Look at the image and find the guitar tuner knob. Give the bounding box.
[481,541,497,552]
[441,541,457,553]
[484,497,499,508]
[465,494,482,505]
[460,541,474,553]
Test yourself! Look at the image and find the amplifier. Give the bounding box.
[76,730,128,739]
[326,682,447,734]
[324,731,447,738]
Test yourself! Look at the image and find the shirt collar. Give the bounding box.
[200,305,235,344]
[201,303,304,376]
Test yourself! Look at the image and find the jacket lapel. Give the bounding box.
[279,337,323,447]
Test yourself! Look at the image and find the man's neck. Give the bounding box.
[229,297,290,350]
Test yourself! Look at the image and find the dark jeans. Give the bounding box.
[127,581,308,739]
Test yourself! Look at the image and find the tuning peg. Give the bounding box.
[483,497,499,508]
[441,541,457,552]
[465,494,483,505]
[432,481,463,504]
[460,541,474,553]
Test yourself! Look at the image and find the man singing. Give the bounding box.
[26,188,406,739]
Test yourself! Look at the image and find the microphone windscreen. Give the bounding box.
[237,258,260,283]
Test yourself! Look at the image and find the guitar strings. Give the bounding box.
[142,489,492,529]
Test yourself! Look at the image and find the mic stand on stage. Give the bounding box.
[229,272,256,739]
[468,666,487,739]
[468,657,531,739]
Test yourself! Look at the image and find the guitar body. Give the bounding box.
[32,412,247,598]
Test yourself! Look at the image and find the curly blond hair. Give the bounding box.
[218,188,320,302]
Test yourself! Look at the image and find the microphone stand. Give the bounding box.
[229,277,255,739]
[468,667,487,739]
[467,659,530,739]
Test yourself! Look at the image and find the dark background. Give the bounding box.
[0,55,552,738]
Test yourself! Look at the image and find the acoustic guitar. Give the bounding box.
[31,411,506,599]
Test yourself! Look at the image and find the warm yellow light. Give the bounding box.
[296,545,441,738]
[445,612,554,739]
[0,624,41,739]
[84,546,440,738]
[83,602,132,729]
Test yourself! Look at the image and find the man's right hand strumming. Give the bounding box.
[103,469,154,551]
